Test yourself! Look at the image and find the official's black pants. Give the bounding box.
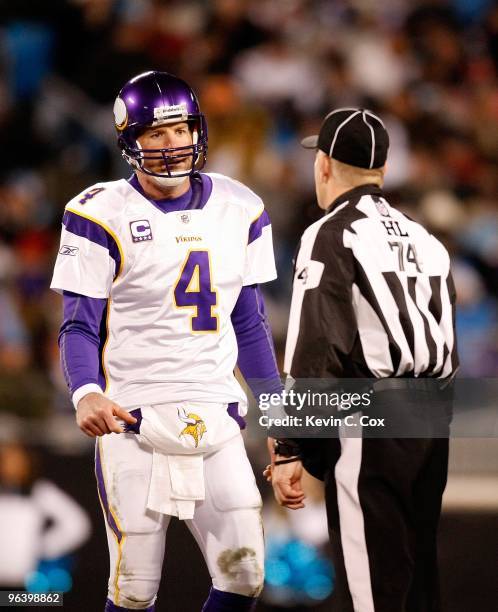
[324,434,449,612]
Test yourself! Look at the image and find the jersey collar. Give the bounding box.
[127,173,213,214]
[326,183,384,214]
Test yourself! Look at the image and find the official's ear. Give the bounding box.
[315,151,332,184]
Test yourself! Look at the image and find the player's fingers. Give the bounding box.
[113,406,137,424]
[80,422,100,437]
[103,412,124,434]
[87,414,112,436]
[81,428,96,438]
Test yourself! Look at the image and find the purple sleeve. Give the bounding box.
[231,285,283,399]
[58,291,107,394]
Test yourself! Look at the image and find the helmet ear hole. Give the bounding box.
[117,136,127,151]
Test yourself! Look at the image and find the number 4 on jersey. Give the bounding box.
[173,250,219,332]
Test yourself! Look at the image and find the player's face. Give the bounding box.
[137,122,194,176]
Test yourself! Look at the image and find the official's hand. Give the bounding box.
[267,437,276,463]
[270,460,306,510]
[76,393,137,437]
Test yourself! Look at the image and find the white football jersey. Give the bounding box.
[51,173,277,410]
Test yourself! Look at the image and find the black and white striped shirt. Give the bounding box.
[284,184,458,379]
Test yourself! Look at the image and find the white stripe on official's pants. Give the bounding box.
[335,413,375,612]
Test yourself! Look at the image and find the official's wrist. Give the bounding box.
[274,438,301,458]
[72,383,104,410]
[274,456,302,466]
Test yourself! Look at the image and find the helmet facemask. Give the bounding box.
[119,117,208,181]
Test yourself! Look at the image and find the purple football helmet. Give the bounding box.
[113,71,208,178]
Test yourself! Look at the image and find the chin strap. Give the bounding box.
[189,172,204,209]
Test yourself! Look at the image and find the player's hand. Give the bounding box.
[270,460,306,510]
[76,393,137,437]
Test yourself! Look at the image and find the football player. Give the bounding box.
[51,71,282,612]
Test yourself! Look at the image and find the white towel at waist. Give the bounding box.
[133,401,241,519]
[147,451,204,520]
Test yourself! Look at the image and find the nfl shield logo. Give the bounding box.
[179,212,191,224]
[375,200,390,217]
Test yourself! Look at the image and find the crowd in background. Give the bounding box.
[0,0,497,422]
[0,2,496,608]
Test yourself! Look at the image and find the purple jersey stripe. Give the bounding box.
[128,172,213,213]
[63,210,121,276]
[248,210,271,245]
[95,442,123,544]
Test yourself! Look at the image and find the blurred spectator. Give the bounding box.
[0,442,90,589]
[262,473,333,609]
[452,260,498,375]
[0,4,495,610]
[0,0,496,425]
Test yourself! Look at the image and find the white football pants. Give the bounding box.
[96,432,264,610]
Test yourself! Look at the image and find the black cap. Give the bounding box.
[301,108,389,169]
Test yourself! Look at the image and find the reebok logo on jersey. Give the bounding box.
[175,235,202,244]
[59,245,79,256]
[130,220,153,242]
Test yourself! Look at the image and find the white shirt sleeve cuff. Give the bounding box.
[72,384,104,410]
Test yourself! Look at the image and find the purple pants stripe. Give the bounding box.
[95,441,123,543]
